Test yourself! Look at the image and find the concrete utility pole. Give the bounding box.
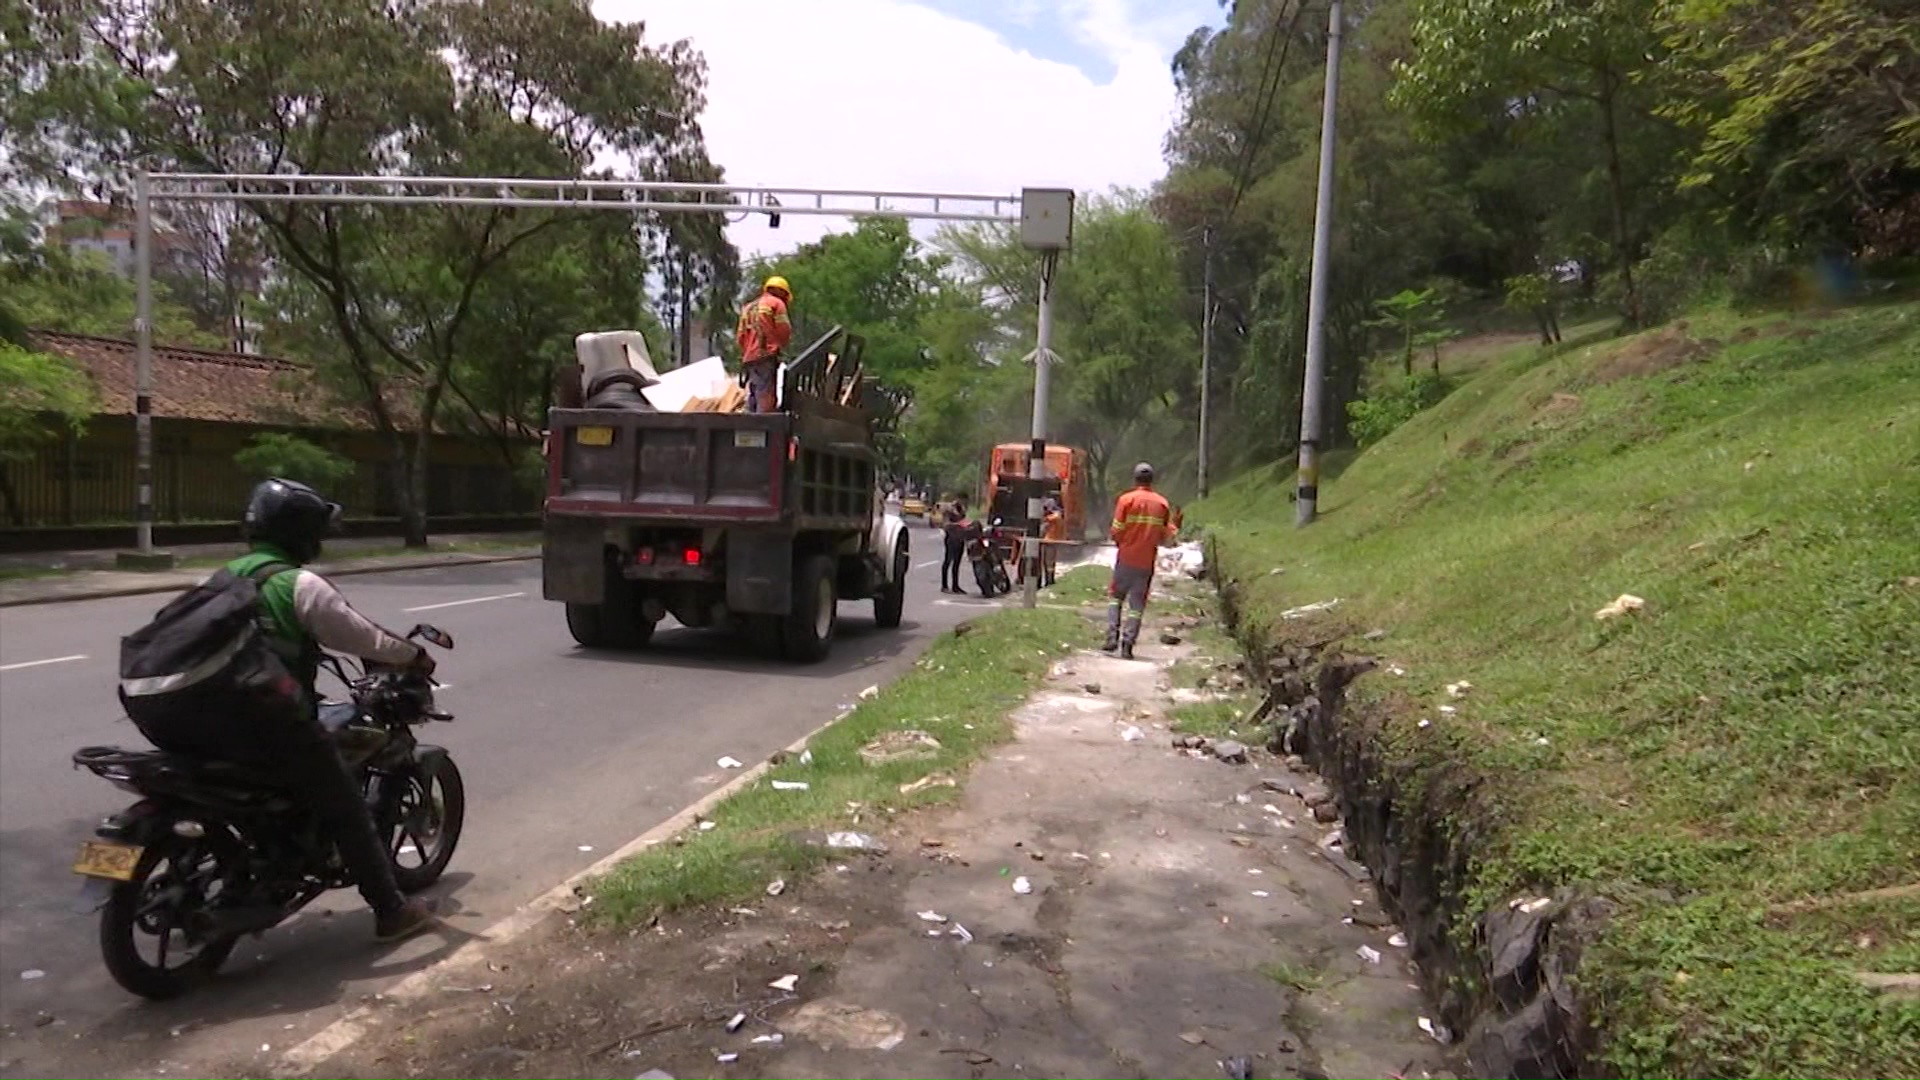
[1018,189,1074,611]
[1198,225,1215,500]
[1296,0,1345,527]
[124,168,164,568]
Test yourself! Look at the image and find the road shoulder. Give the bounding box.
[270,579,1457,1080]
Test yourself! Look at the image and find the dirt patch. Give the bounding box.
[1590,328,1722,384]
[1531,392,1583,424]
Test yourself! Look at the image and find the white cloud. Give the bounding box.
[592,0,1205,260]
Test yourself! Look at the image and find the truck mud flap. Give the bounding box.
[727,532,793,616]
[543,517,608,604]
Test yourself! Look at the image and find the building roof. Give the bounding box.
[30,330,390,431]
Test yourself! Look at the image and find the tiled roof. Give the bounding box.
[29,330,389,431]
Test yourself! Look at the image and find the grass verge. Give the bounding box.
[589,606,1086,927]
[1197,302,1920,1077]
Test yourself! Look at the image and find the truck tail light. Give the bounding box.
[637,547,655,565]
[683,548,702,566]
[788,437,798,462]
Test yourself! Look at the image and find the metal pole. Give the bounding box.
[132,168,157,556]
[1199,226,1214,499]
[1022,251,1058,610]
[1296,0,1344,527]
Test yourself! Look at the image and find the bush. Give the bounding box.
[1345,372,1451,448]
[233,433,354,489]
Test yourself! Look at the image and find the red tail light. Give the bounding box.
[637,547,655,565]
[788,437,798,462]
[683,548,702,566]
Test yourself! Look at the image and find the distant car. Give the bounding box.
[901,495,928,520]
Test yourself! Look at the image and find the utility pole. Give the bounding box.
[1018,188,1074,610]
[1199,225,1215,499]
[1296,0,1345,527]
[120,167,172,569]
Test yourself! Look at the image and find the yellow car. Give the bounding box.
[901,495,928,519]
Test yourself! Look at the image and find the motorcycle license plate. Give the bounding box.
[72,840,142,881]
[575,426,614,447]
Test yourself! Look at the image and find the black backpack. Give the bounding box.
[118,562,305,742]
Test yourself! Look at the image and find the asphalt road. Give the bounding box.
[0,528,996,1077]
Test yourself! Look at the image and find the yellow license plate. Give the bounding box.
[73,840,142,881]
[575,426,614,447]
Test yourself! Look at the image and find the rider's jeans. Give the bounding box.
[139,705,407,915]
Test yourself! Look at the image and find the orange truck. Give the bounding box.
[982,444,1091,567]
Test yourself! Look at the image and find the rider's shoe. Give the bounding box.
[374,897,440,942]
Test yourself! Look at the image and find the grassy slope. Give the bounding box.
[1197,303,1920,1077]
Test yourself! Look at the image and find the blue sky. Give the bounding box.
[605,0,1226,256]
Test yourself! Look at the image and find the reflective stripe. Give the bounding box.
[119,627,252,698]
[1120,514,1167,525]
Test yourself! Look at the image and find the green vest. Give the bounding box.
[226,546,319,694]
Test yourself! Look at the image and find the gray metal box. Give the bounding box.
[1020,188,1075,250]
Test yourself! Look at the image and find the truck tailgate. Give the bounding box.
[547,408,786,521]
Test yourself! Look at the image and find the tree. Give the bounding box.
[232,432,355,489]
[1394,0,1670,324]
[3,0,730,546]
[1658,0,1920,257]
[0,342,96,525]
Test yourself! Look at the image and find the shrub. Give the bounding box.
[233,433,354,489]
[1346,372,1452,448]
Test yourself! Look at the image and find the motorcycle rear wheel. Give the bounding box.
[99,835,239,1000]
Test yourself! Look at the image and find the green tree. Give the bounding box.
[1394,0,1670,324]
[1658,0,1920,257]
[232,432,355,489]
[0,342,96,525]
[3,0,729,546]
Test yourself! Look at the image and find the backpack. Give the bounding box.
[118,562,306,741]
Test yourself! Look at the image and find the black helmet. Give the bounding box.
[1133,461,1155,485]
[242,478,341,563]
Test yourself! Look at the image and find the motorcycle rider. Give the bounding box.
[139,479,439,942]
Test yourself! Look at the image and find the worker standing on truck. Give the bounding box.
[736,275,794,413]
[1103,462,1177,659]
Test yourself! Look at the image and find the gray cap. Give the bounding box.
[1132,462,1155,483]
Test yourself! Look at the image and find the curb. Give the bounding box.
[274,710,846,1076]
[0,552,540,609]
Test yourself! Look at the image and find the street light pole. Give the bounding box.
[1199,225,1214,499]
[1296,0,1345,527]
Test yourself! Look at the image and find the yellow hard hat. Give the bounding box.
[764,275,791,298]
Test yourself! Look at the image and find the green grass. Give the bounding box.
[589,606,1085,926]
[1169,699,1256,742]
[1261,960,1324,992]
[1042,562,1111,606]
[1197,302,1920,1078]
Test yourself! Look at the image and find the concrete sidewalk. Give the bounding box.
[0,533,539,607]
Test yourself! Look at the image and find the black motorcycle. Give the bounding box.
[70,624,464,1000]
[968,521,1014,598]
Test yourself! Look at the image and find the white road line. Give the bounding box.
[916,559,941,569]
[0,654,89,673]
[403,591,526,613]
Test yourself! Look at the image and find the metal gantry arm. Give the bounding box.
[127,171,1052,563]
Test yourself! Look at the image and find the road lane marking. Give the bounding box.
[0,654,88,672]
[403,591,526,613]
[916,559,941,568]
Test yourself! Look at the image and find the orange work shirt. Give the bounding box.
[736,292,792,363]
[1043,510,1066,542]
[1109,486,1174,569]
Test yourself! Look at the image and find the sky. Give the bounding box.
[592,0,1222,260]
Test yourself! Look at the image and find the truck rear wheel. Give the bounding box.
[564,602,609,648]
[782,554,837,663]
[566,573,656,650]
[873,546,908,630]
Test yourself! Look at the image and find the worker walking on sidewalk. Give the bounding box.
[1103,462,1177,659]
[736,275,794,413]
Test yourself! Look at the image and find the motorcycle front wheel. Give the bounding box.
[387,754,466,894]
[99,834,240,1000]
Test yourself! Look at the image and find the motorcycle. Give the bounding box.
[70,624,463,1000]
[968,520,1014,598]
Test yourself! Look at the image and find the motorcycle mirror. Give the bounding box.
[410,624,455,650]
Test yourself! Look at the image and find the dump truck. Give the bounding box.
[540,327,910,662]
